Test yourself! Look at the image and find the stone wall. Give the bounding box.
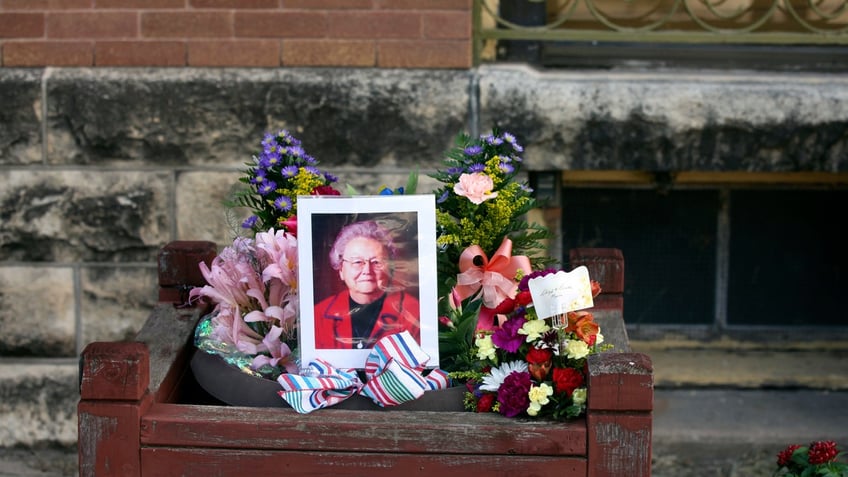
[1,64,847,450]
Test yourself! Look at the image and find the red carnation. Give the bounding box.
[311,185,340,196]
[493,297,515,314]
[777,444,802,467]
[476,393,496,413]
[808,440,839,465]
[526,347,553,364]
[515,290,533,306]
[552,367,584,396]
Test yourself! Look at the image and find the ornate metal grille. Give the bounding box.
[473,0,848,64]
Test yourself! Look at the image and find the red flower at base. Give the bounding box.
[808,440,839,465]
[476,393,496,413]
[777,444,802,467]
[552,367,584,396]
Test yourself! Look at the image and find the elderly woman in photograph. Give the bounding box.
[314,220,420,349]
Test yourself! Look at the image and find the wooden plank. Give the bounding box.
[134,303,205,402]
[587,353,653,412]
[78,400,148,477]
[587,413,652,477]
[591,309,630,353]
[140,404,587,456]
[140,447,587,477]
[79,341,149,401]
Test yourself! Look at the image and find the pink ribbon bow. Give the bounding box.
[453,237,532,311]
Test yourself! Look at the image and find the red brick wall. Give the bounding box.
[0,0,472,68]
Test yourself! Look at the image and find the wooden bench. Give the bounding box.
[78,242,652,477]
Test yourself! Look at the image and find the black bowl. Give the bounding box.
[190,349,467,411]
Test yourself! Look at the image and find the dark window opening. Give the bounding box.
[562,188,717,325]
[728,189,848,326]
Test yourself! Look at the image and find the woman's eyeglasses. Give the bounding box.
[342,257,387,272]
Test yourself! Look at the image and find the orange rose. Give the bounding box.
[564,310,592,333]
[575,315,599,345]
[591,280,602,298]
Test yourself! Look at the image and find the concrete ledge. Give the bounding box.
[479,64,848,172]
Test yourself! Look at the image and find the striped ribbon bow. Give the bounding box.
[277,331,451,413]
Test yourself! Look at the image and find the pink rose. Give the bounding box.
[453,172,498,205]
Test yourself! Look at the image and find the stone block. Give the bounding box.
[175,170,247,245]
[80,266,159,345]
[0,267,75,357]
[43,68,470,169]
[0,170,171,262]
[0,68,42,165]
[0,361,79,447]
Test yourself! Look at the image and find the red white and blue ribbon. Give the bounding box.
[277,331,451,413]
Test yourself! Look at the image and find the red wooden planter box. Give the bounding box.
[78,242,653,477]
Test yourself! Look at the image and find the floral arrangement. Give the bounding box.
[192,127,609,420]
[190,227,299,379]
[430,130,607,420]
[231,129,339,236]
[192,129,342,379]
[453,269,606,420]
[774,440,847,477]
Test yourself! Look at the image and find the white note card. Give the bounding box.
[527,266,594,319]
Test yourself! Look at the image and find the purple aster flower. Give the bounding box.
[241,215,259,229]
[302,154,317,165]
[260,151,282,169]
[486,135,504,146]
[286,145,304,158]
[521,184,533,194]
[511,142,524,153]
[511,154,524,163]
[250,168,267,185]
[303,165,320,175]
[277,129,293,142]
[464,145,483,156]
[257,180,277,196]
[261,133,276,148]
[283,132,301,147]
[436,190,450,204]
[498,162,514,174]
[502,132,516,144]
[468,163,486,173]
[492,317,527,353]
[273,196,293,211]
[446,166,463,175]
[497,371,531,417]
[281,165,299,178]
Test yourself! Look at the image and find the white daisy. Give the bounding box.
[480,360,529,392]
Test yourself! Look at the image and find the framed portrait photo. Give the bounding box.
[297,194,438,370]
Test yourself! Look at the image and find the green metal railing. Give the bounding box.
[473,0,848,64]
